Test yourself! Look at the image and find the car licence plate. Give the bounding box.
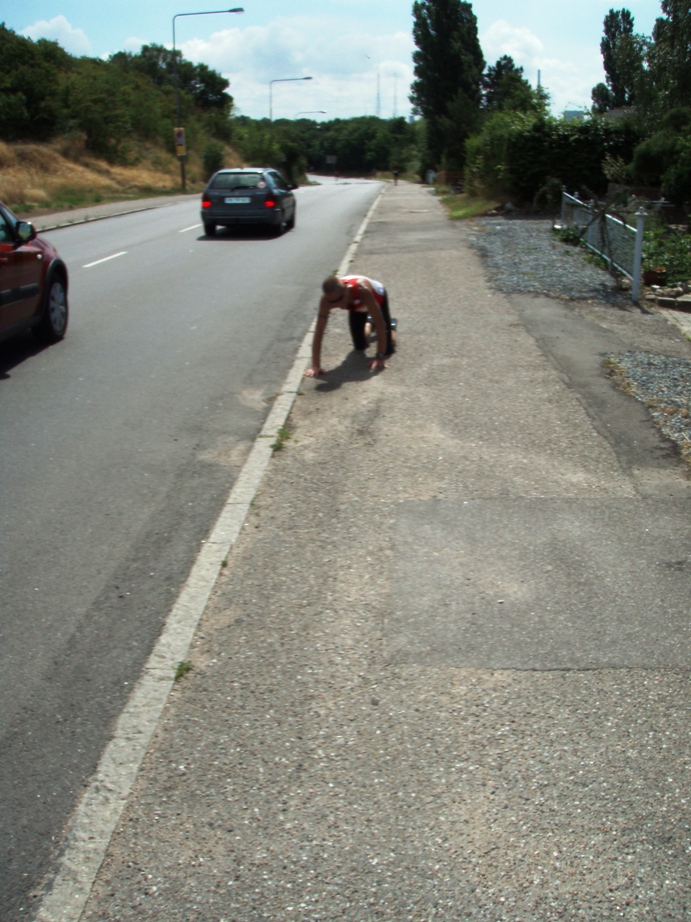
[225,197,251,204]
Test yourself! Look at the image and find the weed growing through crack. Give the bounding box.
[175,661,193,681]
[271,426,291,451]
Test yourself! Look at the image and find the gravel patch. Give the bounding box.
[606,352,691,460]
[467,215,691,464]
[467,216,631,306]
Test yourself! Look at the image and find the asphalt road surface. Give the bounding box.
[0,179,383,919]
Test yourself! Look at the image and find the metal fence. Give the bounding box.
[560,190,646,303]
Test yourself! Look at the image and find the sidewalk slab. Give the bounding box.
[391,497,691,669]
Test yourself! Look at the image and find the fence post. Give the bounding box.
[561,186,567,225]
[631,207,647,304]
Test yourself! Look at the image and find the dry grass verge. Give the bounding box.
[0,138,242,216]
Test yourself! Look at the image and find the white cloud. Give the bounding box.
[482,20,544,67]
[481,19,605,114]
[179,19,414,120]
[123,36,150,54]
[22,15,91,56]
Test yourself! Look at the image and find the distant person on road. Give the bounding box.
[392,164,400,185]
[304,275,396,378]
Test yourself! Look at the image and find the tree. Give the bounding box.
[410,0,484,169]
[482,55,545,114]
[647,0,691,113]
[600,9,636,107]
[109,44,233,114]
[591,10,648,115]
[591,82,613,114]
[0,25,72,139]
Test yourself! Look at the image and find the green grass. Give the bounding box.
[439,191,502,220]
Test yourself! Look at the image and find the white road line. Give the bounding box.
[83,251,127,269]
[34,185,386,922]
[179,224,201,233]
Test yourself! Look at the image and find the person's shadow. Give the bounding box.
[312,350,386,391]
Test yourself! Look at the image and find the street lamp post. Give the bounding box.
[172,6,244,191]
[269,76,313,122]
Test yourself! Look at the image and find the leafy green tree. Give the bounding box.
[482,56,543,114]
[591,9,649,114]
[110,44,233,116]
[591,82,614,114]
[601,9,636,106]
[0,25,72,139]
[630,107,691,203]
[410,0,484,169]
[233,118,281,167]
[646,0,691,114]
[63,59,136,158]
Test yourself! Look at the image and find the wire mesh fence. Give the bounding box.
[560,190,646,303]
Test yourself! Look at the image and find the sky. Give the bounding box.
[4,1,665,121]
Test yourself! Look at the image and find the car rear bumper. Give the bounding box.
[201,209,282,227]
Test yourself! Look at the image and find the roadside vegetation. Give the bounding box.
[0,22,424,214]
[4,1,691,253]
[412,2,691,206]
[438,189,501,220]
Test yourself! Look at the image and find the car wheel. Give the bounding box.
[273,211,287,237]
[287,205,296,230]
[34,275,68,344]
[204,222,216,236]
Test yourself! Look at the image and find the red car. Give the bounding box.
[0,202,69,344]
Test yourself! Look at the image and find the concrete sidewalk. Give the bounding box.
[41,184,691,920]
[28,194,196,232]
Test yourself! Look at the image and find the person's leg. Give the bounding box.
[348,310,369,350]
[379,292,395,355]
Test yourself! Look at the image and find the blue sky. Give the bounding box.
[5,1,664,120]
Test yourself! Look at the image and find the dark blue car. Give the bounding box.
[201,168,296,237]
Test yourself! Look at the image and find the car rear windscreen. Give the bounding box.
[210,173,263,190]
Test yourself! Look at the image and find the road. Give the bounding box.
[0,178,383,918]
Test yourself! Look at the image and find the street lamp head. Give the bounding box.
[172,5,245,192]
[269,76,314,120]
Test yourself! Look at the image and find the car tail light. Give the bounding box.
[202,196,211,209]
[264,197,276,208]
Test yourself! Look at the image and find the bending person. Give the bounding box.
[305,274,396,378]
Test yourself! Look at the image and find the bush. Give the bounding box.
[465,114,642,204]
[642,223,691,283]
[202,141,225,179]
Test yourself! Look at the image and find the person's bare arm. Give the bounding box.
[304,302,330,377]
[360,288,387,370]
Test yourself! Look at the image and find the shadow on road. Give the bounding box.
[0,333,48,380]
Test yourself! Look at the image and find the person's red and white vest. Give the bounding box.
[339,275,385,311]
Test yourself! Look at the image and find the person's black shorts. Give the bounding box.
[348,292,395,355]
